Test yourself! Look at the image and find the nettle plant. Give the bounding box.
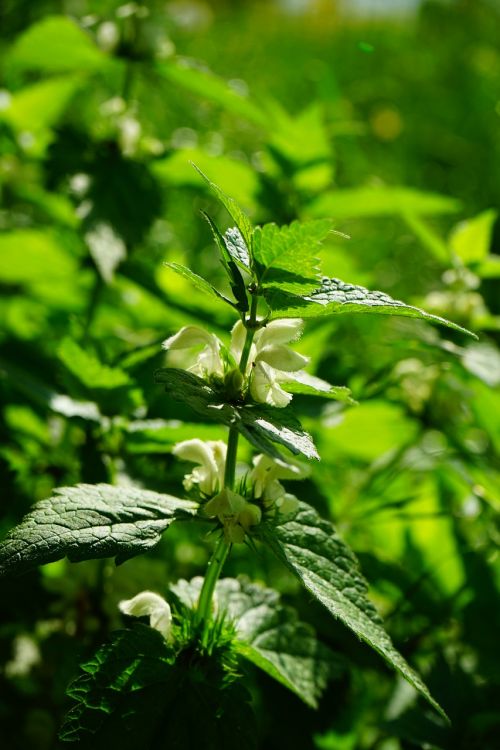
[0,169,473,747]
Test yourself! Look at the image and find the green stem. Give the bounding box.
[195,535,230,630]
[224,424,239,490]
[238,293,259,374]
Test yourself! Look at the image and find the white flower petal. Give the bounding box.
[250,361,292,408]
[255,344,309,372]
[173,439,226,495]
[119,591,172,638]
[162,325,213,351]
[256,319,304,348]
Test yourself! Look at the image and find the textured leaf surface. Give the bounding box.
[239,405,319,460]
[201,213,249,311]
[262,502,447,719]
[171,577,342,707]
[266,276,475,337]
[281,372,354,403]
[61,625,256,749]
[224,226,252,271]
[154,368,319,461]
[0,484,197,576]
[253,220,331,288]
[164,261,235,307]
[193,164,254,251]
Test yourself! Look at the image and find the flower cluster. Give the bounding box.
[171,438,306,543]
[162,318,308,408]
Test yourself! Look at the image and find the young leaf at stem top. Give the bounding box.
[202,211,249,312]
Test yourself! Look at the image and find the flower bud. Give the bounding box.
[224,367,244,399]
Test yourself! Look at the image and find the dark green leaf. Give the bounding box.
[201,212,249,311]
[262,501,447,720]
[171,577,342,707]
[61,624,257,749]
[239,404,319,460]
[154,368,319,461]
[0,484,198,576]
[265,276,476,337]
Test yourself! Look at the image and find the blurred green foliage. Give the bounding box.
[0,1,499,748]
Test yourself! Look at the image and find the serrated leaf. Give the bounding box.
[171,577,342,708]
[192,164,254,252]
[164,261,235,307]
[201,213,249,312]
[154,368,319,461]
[253,220,331,288]
[61,624,257,749]
[265,276,476,337]
[262,502,447,720]
[281,372,354,403]
[0,484,197,577]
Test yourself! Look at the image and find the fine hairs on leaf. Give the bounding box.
[0,167,475,746]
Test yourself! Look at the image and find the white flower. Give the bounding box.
[172,439,226,495]
[250,453,306,515]
[204,488,262,544]
[119,591,172,639]
[162,326,225,378]
[230,318,309,408]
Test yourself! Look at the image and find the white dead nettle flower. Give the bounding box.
[251,454,307,515]
[162,326,225,378]
[172,439,226,495]
[119,591,172,640]
[231,318,309,408]
[204,488,262,544]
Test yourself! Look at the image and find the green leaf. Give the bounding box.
[265,276,476,337]
[449,209,498,265]
[171,577,342,708]
[201,213,249,312]
[192,164,254,252]
[61,625,257,749]
[57,338,133,389]
[8,16,108,74]
[262,502,447,720]
[308,187,461,219]
[0,75,83,135]
[0,484,197,576]
[0,229,78,285]
[154,368,319,461]
[157,58,267,129]
[253,219,332,289]
[281,372,354,403]
[164,261,236,308]
[239,404,319,461]
[224,227,252,271]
